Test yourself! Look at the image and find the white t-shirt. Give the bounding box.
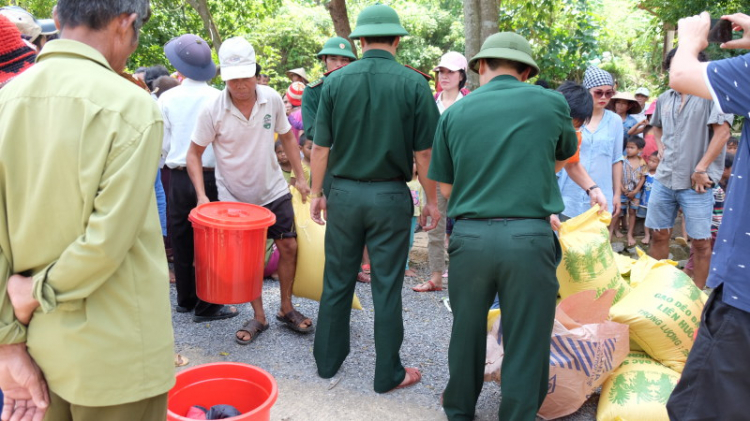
[159,78,219,169]
[192,84,292,205]
[435,91,464,115]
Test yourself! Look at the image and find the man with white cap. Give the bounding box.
[160,34,237,323]
[187,36,312,344]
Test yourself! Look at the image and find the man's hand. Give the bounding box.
[310,196,327,226]
[550,214,561,232]
[6,275,38,326]
[294,178,310,204]
[0,344,49,421]
[589,187,607,213]
[721,13,750,50]
[612,201,622,219]
[691,171,714,193]
[657,142,664,160]
[419,202,440,231]
[677,12,711,55]
[196,194,210,207]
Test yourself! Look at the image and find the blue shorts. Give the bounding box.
[644,179,714,239]
[620,191,642,210]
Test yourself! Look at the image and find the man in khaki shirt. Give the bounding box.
[0,1,174,420]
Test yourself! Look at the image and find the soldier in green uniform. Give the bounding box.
[301,36,356,142]
[428,33,578,420]
[309,4,440,393]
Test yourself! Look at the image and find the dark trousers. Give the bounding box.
[314,178,412,393]
[667,285,750,420]
[169,169,220,315]
[442,219,560,421]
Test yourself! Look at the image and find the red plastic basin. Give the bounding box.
[168,363,278,421]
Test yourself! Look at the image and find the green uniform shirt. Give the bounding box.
[0,40,175,406]
[314,49,439,180]
[301,76,324,141]
[429,75,577,219]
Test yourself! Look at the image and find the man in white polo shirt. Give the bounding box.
[186,37,312,344]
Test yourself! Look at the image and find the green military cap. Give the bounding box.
[349,4,408,38]
[468,32,540,78]
[317,36,357,60]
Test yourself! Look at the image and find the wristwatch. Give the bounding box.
[585,184,600,196]
[310,191,324,198]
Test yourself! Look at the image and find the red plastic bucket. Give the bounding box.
[167,363,278,421]
[189,202,276,304]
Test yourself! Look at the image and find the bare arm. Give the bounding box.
[309,144,330,225]
[415,149,439,231]
[652,126,664,159]
[564,161,607,211]
[612,161,623,217]
[186,142,208,205]
[279,131,309,202]
[439,183,452,199]
[554,159,568,173]
[669,12,713,99]
[628,119,647,136]
[692,122,731,193]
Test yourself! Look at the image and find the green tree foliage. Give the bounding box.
[498,0,602,85]
[638,0,745,26]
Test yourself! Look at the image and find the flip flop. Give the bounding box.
[392,367,422,391]
[192,305,239,323]
[174,353,189,367]
[276,309,314,333]
[357,271,371,283]
[411,280,443,292]
[235,319,269,345]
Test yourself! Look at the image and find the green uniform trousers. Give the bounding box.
[442,219,561,421]
[314,177,412,393]
[45,391,167,421]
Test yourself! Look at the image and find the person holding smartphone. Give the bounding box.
[645,47,733,290]
[664,11,750,421]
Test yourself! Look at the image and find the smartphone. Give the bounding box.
[708,18,732,43]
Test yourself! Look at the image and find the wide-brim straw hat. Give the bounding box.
[608,92,643,114]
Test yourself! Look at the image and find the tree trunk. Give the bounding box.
[663,22,675,65]
[185,0,223,53]
[325,0,358,58]
[464,0,498,90]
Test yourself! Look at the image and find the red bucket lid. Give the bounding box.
[189,202,276,230]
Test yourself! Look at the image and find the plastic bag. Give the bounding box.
[484,290,629,420]
[290,188,362,310]
[556,206,630,303]
[609,259,707,372]
[597,352,679,421]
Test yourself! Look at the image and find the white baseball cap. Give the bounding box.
[219,37,257,81]
[432,51,468,72]
[635,87,650,97]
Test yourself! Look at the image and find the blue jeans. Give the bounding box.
[645,179,714,240]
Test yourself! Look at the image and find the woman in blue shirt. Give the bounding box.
[558,66,624,219]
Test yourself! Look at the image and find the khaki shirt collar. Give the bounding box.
[37,39,115,73]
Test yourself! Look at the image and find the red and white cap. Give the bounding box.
[286,82,305,107]
[432,51,468,72]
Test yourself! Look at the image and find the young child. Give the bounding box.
[727,136,739,154]
[275,140,292,184]
[405,162,423,278]
[611,136,647,246]
[638,151,659,244]
[291,131,312,186]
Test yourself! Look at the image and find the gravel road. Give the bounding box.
[172,232,598,421]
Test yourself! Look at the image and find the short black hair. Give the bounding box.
[362,36,397,45]
[725,153,735,169]
[728,136,739,146]
[56,0,151,31]
[259,73,269,79]
[458,69,467,90]
[664,47,708,72]
[144,65,169,91]
[274,140,284,150]
[484,58,530,75]
[152,75,179,98]
[626,135,646,149]
[650,151,660,158]
[298,131,308,146]
[557,81,593,124]
[535,79,550,89]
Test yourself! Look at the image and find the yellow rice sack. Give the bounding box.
[609,264,707,372]
[597,352,679,421]
[613,253,636,278]
[628,247,677,289]
[290,188,362,310]
[557,206,631,303]
[487,309,501,333]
